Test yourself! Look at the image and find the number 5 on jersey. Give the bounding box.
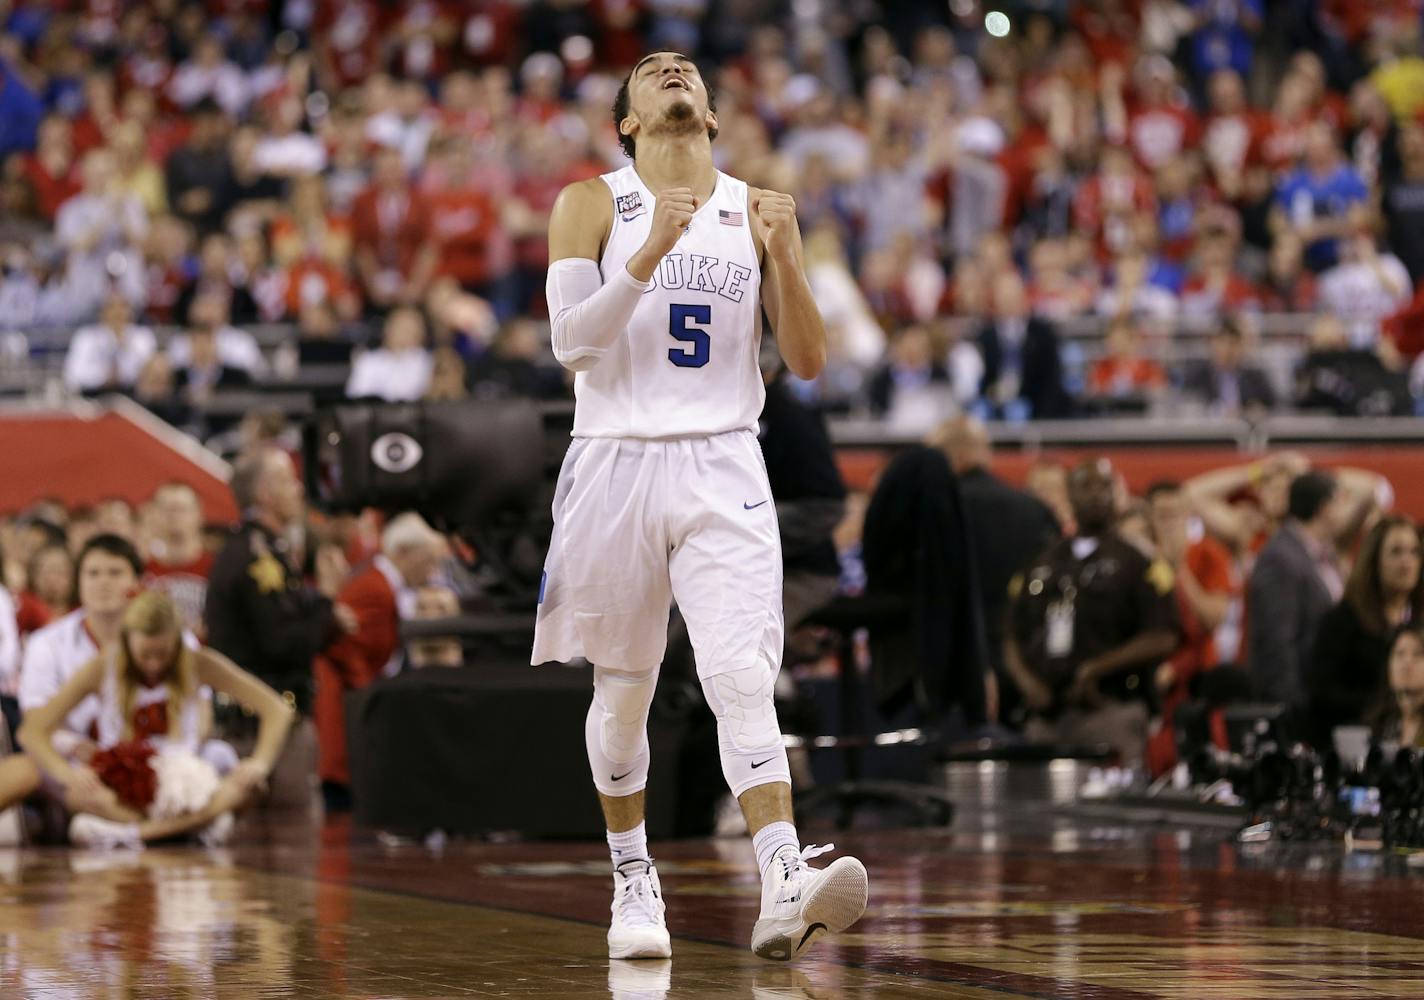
[668,303,711,368]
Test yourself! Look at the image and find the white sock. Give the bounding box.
[752,821,799,880]
[607,822,649,871]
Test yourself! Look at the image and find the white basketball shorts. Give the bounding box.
[531,429,784,680]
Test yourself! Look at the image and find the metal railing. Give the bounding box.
[3,312,1417,455]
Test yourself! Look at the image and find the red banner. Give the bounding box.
[0,409,237,522]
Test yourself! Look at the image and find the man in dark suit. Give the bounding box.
[1246,471,1347,712]
[974,272,1072,419]
[866,324,950,418]
[1180,320,1276,416]
[933,416,1061,726]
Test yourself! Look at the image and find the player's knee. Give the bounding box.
[702,665,791,795]
[592,665,658,763]
[701,664,782,753]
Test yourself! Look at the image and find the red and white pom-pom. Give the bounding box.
[148,749,221,820]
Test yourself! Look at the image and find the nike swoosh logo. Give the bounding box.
[750,757,775,768]
[611,771,633,782]
[797,922,826,950]
[744,500,769,510]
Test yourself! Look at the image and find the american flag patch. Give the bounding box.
[719,209,743,226]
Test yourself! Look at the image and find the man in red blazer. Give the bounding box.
[315,512,445,807]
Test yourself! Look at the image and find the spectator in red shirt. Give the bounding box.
[315,512,445,804]
[591,0,647,70]
[506,124,601,316]
[1180,213,1261,320]
[314,0,386,91]
[1144,480,1239,775]
[1088,317,1168,399]
[271,175,361,321]
[70,70,120,156]
[351,147,435,312]
[454,1,524,69]
[1106,56,1202,172]
[1384,283,1424,362]
[144,482,214,635]
[16,542,75,637]
[436,70,490,138]
[1256,71,1314,171]
[20,115,81,221]
[1201,68,1267,201]
[142,216,193,327]
[1074,144,1157,260]
[423,137,510,313]
[389,0,458,84]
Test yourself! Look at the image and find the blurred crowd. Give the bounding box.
[0,447,468,826]
[846,418,1411,774]
[1,0,1423,431]
[0,406,1414,843]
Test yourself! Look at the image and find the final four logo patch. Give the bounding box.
[616,191,645,221]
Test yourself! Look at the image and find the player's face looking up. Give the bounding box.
[621,52,717,148]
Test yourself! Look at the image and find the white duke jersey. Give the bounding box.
[574,165,764,439]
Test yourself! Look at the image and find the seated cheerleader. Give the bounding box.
[17,590,295,848]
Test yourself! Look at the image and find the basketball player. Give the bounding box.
[531,51,868,962]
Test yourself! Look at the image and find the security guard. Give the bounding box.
[206,446,356,806]
[1004,457,1179,767]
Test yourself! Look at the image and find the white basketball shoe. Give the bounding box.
[608,861,673,959]
[751,844,867,961]
[68,814,144,850]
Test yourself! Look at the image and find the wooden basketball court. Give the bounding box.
[2,808,1421,998]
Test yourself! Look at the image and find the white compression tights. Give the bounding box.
[587,662,791,800]
[586,665,658,797]
[699,663,791,798]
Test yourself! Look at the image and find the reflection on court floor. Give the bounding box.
[1,815,1423,998]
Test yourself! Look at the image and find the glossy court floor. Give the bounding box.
[3,803,1424,999]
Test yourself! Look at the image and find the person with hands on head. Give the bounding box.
[18,590,294,848]
[1184,451,1390,559]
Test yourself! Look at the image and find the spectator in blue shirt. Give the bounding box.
[1191,0,1263,85]
[0,56,43,161]
[1270,123,1369,272]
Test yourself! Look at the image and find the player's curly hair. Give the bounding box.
[613,54,718,161]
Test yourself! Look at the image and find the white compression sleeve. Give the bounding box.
[546,257,652,373]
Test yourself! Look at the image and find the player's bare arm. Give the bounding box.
[547,177,613,265]
[752,186,826,380]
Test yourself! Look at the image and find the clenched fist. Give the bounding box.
[754,190,799,264]
[643,187,699,259]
